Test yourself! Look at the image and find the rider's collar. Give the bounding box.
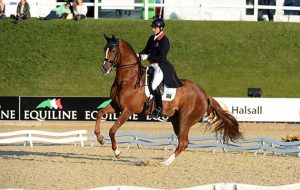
[154,32,164,41]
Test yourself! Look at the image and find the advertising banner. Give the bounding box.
[0,97,19,120]
[0,96,299,122]
[215,98,300,122]
[19,97,166,122]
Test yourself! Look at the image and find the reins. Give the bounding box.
[116,62,138,69]
[115,60,144,89]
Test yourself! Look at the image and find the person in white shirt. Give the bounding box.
[0,0,6,18]
[74,0,87,21]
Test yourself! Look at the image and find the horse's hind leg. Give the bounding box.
[161,126,189,165]
[162,110,202,165]
[94,104,115,145]
[170,111,180,136]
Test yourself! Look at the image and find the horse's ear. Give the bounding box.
[103,33,110,41]
[112,35,116,41]
[111,35,119,44]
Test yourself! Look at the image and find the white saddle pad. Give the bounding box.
[145,67,177,101]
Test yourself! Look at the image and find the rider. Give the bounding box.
[139,18,183,119]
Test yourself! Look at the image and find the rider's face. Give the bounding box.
[152,27,161,35]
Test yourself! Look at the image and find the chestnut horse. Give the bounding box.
[94,35,242,165]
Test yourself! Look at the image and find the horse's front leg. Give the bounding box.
[94,104,115,145]
[109,110,132,159]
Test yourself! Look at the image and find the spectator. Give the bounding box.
[258,0,276,21]
[155,0,164,18]
[74,0,87,21]
[12,0,30,23]
[115,9,122,18]
[0,0,6,19]
[45,2,72,20]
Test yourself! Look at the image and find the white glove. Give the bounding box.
[140,54,148,61]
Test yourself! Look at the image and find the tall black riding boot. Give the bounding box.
[152,88,162,119]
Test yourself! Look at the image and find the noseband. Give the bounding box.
[104,44,120,69]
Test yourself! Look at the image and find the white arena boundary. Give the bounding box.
[88,183,300,190]
[0,130,88,147]
[2,183,300,190]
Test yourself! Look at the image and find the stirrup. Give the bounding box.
[152,107,162,119]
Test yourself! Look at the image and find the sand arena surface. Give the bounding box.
[0,121,299,189]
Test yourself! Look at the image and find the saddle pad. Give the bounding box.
[145,67,177,101]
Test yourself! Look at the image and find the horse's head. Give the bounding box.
[101,34,140,75]
[101,34,121,75]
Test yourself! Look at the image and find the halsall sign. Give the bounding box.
[215,98,300,122]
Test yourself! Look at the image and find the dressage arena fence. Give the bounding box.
[0,130,299,157]
[0,130,88,147]
[92,132,300,157]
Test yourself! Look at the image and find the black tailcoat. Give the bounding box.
[140,33,183,88]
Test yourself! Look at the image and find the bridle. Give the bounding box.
[103,44,120,69]
[103,42,144,89]
[104,43,138,70]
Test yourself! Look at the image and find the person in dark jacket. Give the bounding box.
[258,0,276,21]
[139,18,183,119]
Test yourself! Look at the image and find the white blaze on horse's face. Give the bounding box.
[102,47,113,75]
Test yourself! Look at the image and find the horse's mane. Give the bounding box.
[119,39,144,89]
[119,39,143,66]
[120,39,136,53]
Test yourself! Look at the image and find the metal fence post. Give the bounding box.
[254,0,258,21]
[144,0,149,20]
[94,1,99,19]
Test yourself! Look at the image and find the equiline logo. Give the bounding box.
[23,98,77,120]
[0,104,17,120]
[36,98,63,110]
[97,99,112,109]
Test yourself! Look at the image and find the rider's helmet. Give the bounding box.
[151,18,165,28]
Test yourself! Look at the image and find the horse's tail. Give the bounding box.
[207,96,243,142]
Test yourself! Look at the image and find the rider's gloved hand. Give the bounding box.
[140,54,148,61]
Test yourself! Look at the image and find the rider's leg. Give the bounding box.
[152,88,162,118]
[150,63,163,118]
[151,63,163,91]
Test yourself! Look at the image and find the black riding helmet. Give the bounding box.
[151,18,165,28]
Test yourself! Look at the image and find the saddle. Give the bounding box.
[144,66,177,101]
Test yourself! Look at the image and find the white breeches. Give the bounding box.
[149,63,163,90]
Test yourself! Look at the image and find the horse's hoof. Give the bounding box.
[161,154,176,166]
[160,160,170,166]
[97,135,105,145]
[114,149,121,159]
[115,152,121,159]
